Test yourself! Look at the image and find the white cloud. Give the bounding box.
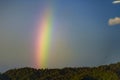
[108,17,120,26]
[113,0,120,4]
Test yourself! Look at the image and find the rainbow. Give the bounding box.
[35,5,53,68]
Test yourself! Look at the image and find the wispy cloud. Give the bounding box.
[108,17,120,26]
[112,0,120,4]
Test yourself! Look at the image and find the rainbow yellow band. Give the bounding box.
[35,6,53,68]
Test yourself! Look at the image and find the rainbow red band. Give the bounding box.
[35,6,53,68]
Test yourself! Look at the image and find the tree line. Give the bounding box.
[1,62,120,80]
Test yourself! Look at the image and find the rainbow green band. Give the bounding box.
[35,6,53,68]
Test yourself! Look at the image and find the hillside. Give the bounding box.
[1,62,120,80]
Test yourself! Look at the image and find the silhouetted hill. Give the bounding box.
[1,62,120,80]
[0,73,9,80]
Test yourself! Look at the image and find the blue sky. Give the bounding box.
[0,0,120,72]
